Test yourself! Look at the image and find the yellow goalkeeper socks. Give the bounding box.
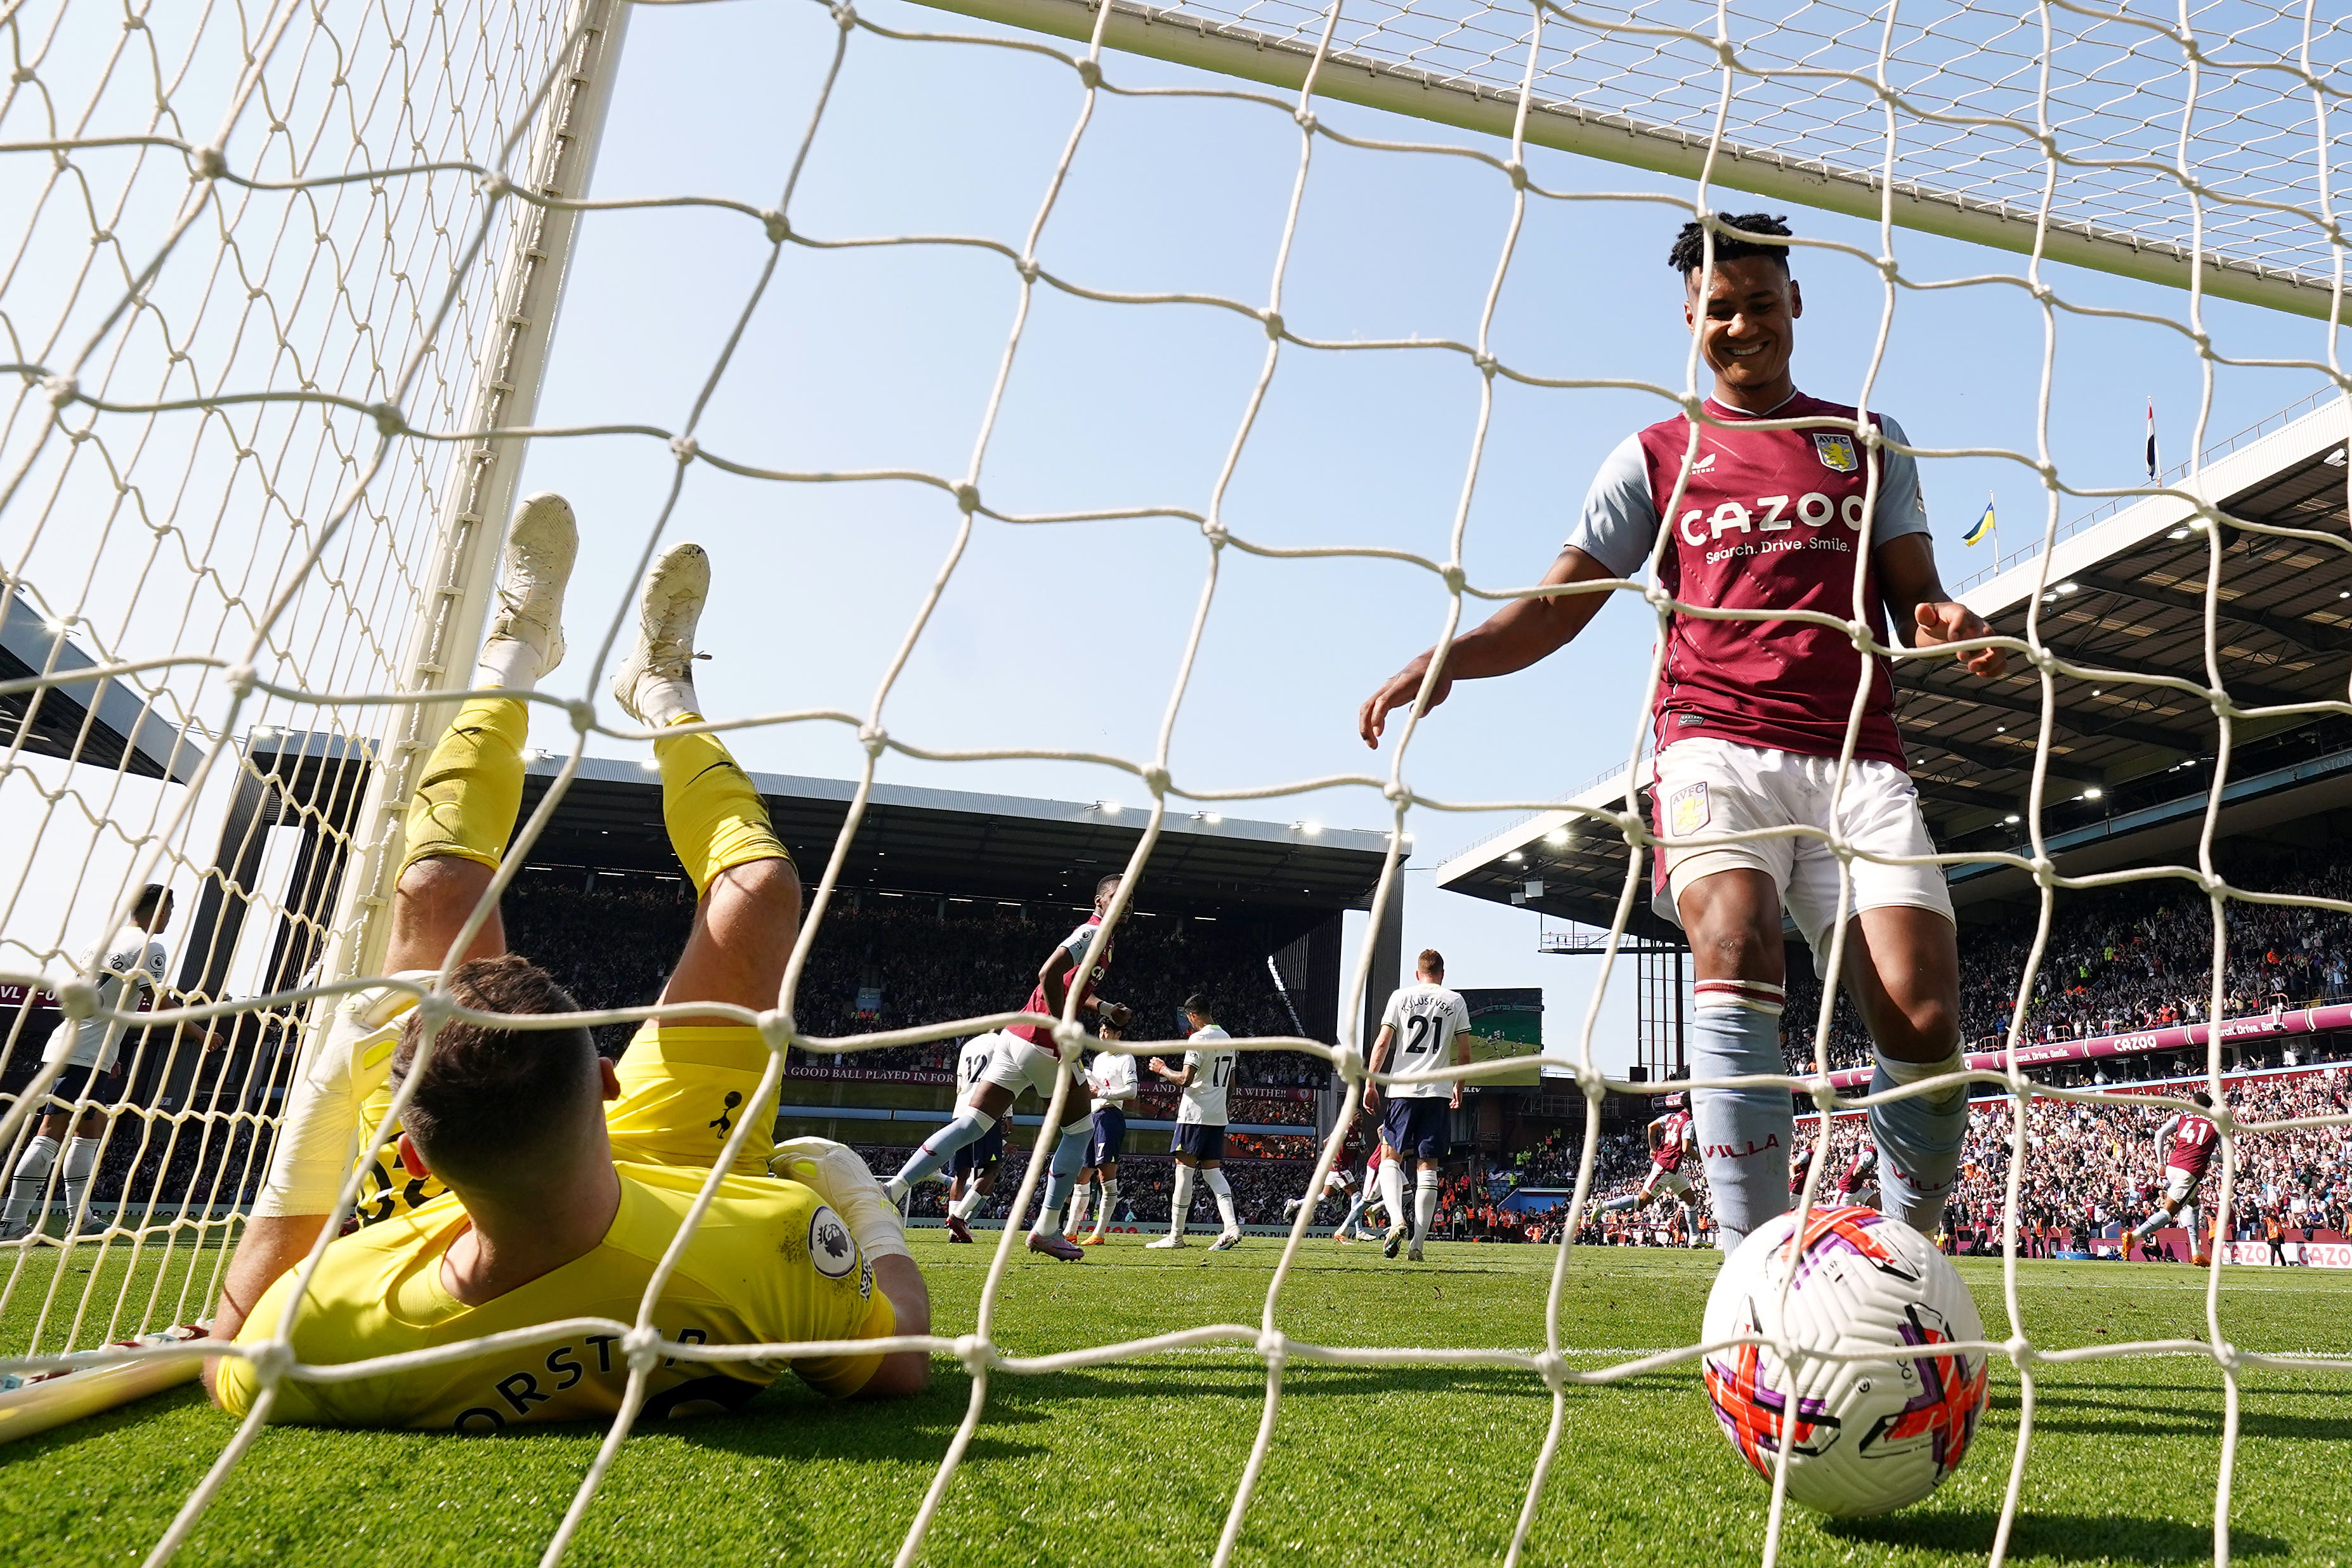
[398,696,528,875]
[658,714,789,897]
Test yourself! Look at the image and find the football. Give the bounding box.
[1701,1206,1990,1517]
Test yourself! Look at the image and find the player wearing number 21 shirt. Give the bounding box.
[1366,949,1471,1263]
[1361,212,2007,1261]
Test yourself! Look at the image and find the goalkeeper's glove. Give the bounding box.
[771,1137,911,1264]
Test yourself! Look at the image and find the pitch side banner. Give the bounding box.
[784,1064,953,1086]
[2218,1241,2352,1268]
[1820,1003,2352,1090]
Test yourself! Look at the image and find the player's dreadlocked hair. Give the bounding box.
[1668,213,1794,279]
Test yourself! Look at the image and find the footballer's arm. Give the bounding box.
[859,1254,932,1398]
[1359,546,1621,747]
[1875,533,2004,679]
[1034,945,1130,1034]
[209,1215,329,1354]
[1361,1024,1396,1114]
[1147,1055,1197,1090]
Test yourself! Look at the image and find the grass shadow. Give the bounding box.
[1827,1510,2288,1562]
[1995,1389,2352,1443]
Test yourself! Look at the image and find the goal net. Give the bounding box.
[0,0,2345,1562]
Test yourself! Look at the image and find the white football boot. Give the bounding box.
[610,540,711,728]
[1145,1232,1188,1250]
[475,492,577,690]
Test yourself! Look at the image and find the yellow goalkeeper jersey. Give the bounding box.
[217,1163,893,1430]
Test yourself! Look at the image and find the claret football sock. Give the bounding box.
[1689,979,1791,1252]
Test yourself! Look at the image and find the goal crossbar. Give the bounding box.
[909,0,2352,323]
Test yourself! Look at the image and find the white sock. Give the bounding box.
[1033,1206,1063,1238]
[61,1136,99,1222]
[949,1184,985,1221]
[2180,1203,2200,1250]
[476,631,547,689]
[3,1135,59,1226]
[1414,1168,1440,1241]
[1068,1184,1092,1234]
[1378,1153,1407,1231]
[1169,1165,1196,1234]
[1205,1168,1238,1232]
[1095,1179,1118,1231]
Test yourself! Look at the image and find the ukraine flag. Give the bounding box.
[1963,493,1996,547]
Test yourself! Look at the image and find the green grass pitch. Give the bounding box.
[3,1236,2348,1565]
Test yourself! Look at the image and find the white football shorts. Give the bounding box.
[1651,736,1953,960]
[2162,1166,2203,1206]
[1642,1166,1693,1199]
[979,1029,1083,1113]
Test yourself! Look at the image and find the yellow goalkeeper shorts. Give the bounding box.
[604,1021,780,1178]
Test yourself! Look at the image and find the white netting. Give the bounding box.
[0,0,2348,1564]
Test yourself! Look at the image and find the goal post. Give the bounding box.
[317,0,636,997]
[908,0,2352,323]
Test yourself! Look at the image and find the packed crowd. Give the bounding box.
[502,873,1333,1085]
[1778,842,2352,1074]
[1489,1064,2351,1251]
[1942,1066,2352,1248]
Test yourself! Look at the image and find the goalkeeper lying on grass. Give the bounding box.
[202,496,927,1426]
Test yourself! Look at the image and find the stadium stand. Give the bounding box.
[1524,1062,2352,1254]
[499,870,1329,1086]
[1781,838,2352,1075]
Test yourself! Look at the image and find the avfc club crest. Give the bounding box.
[1812,431,1860,473]
[1668,780,1710,837]
[808,1205,858,1279]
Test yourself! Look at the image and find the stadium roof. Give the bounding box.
[1,586,200,783]
[1439,393,2352,939]
[514,758,1400,934]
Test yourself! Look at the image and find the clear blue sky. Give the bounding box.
[502,1,2334,1071]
